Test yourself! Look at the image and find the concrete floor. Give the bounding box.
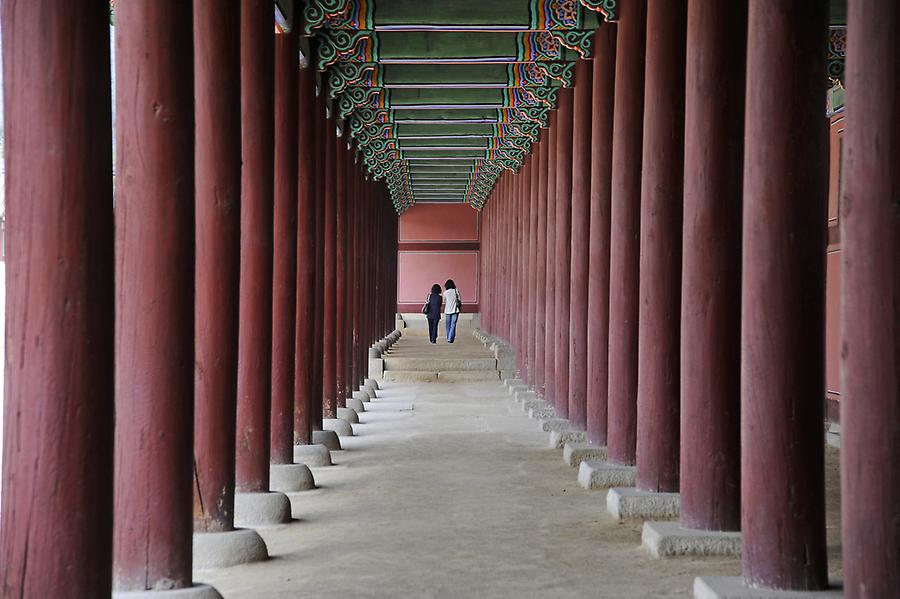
[197,333,842,598]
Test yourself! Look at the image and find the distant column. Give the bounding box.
[335,138,348,407]
[534,133,549,396]
[585,24,617,447]
[635,0,687,493]
[543,111,559,407]
[554,89,574,419]
[0,2,114,596]
[606,0,647,466]
[740,1,828,590]
[841,2,900,598]
[568,59,593,430]
[322,115,337,418]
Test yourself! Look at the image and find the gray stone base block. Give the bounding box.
[503,378,523,388]
[529,407,555,420]
[351,390,370,402]
[520,398,547,412]
[577,461,636,490]
[346,397,366,412]
[549,429,586,449]
[193,528,268,570]
[606,487,680,521]
[694,577,842,599]
[311,430,342,451]
[364,378,380,390]
[538,418,571,433]
[563,442,607,467]
[499,370,517,380]
[270,463,315,492]
[294,443,333,466]
[114,584,223,599]
[323,417,354,437]
[234,491,292,527]
[514,390,537,402]
[507,384,528,396]
[642,521,741,558]
[363,383,378,398]
[337,407,359,424]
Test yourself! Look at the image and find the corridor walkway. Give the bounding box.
[197,332,742,598]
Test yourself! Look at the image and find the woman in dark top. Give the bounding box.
[425,283,443,344]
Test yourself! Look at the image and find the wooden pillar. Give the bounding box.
[112,1,196,591]
[568,59,593,430]
[586,24,617,447]
[322,116,337,418]
[312,89,327,430]
[335,138,348,407]
[607,0,647,466]
[0,2,114,595]
[193,0,242,532]
[294,63,317,446]
[635,0,687,493]
[741,1,828,590]
[679,0,746,531]
[841,2,900,597]
[555,89,574,418]
[526,141,541,386]
[544,111,559,406]
[236,0,275,493]
[271,28,299,465]
[534,133,549,395]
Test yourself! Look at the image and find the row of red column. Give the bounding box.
[479,1,898,597]
[0,1,398,596]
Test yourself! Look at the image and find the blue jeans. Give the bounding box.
[444,312,459,343]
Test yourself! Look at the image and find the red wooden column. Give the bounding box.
[334,139,347,407]
[543,111,559,406]
[554,89,574,418]
[312,91,327,429]
[0,3,114,596]
[568,59,593,430]
[112,1,202,593]
[842,3,900,596]
[526,144,541,385]
[534,133,549,395]
[271,27,299,466]
[193,0,242,533]
[294,62,317,446]
[740,2,828,590]
[585,24,617,447]
[679,0,745,532]
[606,0,647,466]
[634,0,686,493]
[516,159,528,371]
[236,0,275,492]
[322,116,338,418]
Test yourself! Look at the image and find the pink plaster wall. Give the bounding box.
[398,202,480,242]
[397,251,479,305]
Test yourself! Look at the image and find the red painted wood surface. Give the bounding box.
[271,29,299,464]
[112,0,195,590]
[335,141,348,407]
[568,59,593,430]
[312,88,327,430]
[294,63,317,445]
[0,3,114,596]
[534,134,549,396]
[236,0,275,493]
[741,1,828,589]
[554,89,574,419]
[585,25,616,447]
[322,118,338,418]
[841,1,900,596]
[193,0,242,533]
[679,0,745,531]
[543,111,558,407]
[635,0,686,494]
[606,0,646,466]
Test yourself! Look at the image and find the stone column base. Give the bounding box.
[193,528,268,569]
[270,463,315,492]
[337,407,359,424]
[294,443,333,466]
[312,430,342,451]
[606,487,679,520]
[529,407,555,420]
[694,577,842,599]
[538,418,571,433]
[323,417,354,437]
[234,491,292,527]
[114,584,223,598]
[346,397,366,412]
[643,521,741,558]
[364,377,380,390]
[577,461,636,490]
[562,442,607,467]
[549,429,586,449]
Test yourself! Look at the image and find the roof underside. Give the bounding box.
[296,0,848,213]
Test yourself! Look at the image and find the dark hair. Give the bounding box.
[445,279,456,290]
[431,283,441,294]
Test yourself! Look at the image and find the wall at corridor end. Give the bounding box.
[396,203,480,313]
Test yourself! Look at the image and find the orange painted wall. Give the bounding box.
[397,203,481,312]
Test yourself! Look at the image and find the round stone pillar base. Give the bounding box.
[270,463,315,492]
[234,491,292,527]
[323,417,354,437]
[312,429,342,451]
[193,528,268,569]
[294,443,333,466]
[337,406,359,424]
[114,584,223,599]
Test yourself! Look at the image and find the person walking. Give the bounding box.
[442,279,462,343]
[424,283,443,344]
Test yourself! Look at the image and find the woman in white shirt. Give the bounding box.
[442,279,462,343]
